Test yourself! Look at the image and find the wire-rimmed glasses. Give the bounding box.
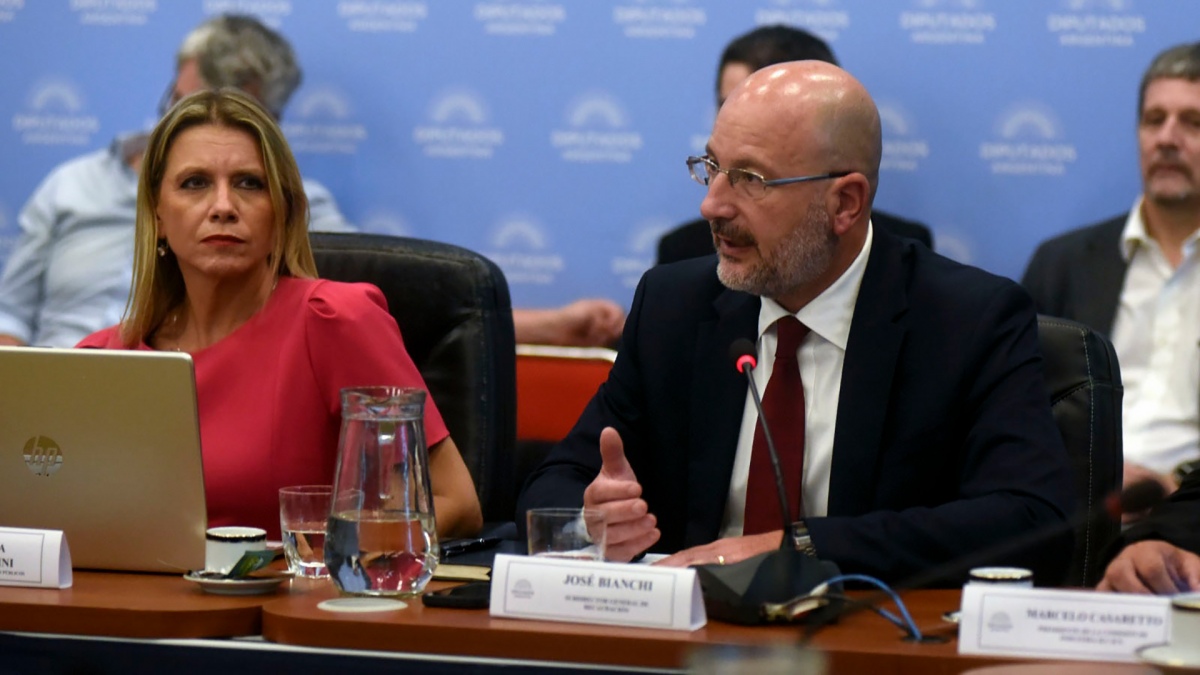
[687,155,851,200]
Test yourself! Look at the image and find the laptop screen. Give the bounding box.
[0,347,206,573]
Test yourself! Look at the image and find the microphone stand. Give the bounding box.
[692,340,841,625]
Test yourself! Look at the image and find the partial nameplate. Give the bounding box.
[0,527,72,589]
[958,584,1170,662]
[489,553,705,630]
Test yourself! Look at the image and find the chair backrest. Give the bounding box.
[516,345,617,443]
[310,232,517,523]
[513,345,617,498]
[1037,314,1123,587]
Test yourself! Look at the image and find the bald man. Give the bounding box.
[517,62,1074,585]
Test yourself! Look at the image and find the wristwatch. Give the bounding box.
[790,520,818,559]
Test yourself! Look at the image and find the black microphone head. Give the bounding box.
[729,338,757,373]
[1118,479,1167,514]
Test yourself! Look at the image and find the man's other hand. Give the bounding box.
[1097,540,1200,594]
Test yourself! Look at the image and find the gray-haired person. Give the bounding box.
[0,14,353,349]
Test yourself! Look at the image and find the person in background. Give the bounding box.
[1023,42,1200,497]
[519,61,1074,585]
[656,24,932,265]
[0,14,353,349]
[78,88,482,540]
[1098,470,1200,593]
[513,300,625,347]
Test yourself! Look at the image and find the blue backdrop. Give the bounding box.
[0,0,1195,310]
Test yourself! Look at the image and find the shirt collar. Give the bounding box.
[1121,195,1200,261]
[757,220,873,351]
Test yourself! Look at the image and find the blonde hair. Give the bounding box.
[120,87,317,347]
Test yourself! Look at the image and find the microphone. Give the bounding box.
[729,337,792,546]
[691,339,841,625]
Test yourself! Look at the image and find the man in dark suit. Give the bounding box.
[656,25,933,266]
[1023,42,1200,496]
[519,61,1074,585]
[1099,469,1200,593]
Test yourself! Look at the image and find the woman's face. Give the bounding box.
[156,123,276,286]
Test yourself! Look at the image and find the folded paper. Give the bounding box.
[0,527,72,589]
[489,553,705,630]
[958,584,1170,662]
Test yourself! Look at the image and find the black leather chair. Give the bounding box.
[310,232,517,524]
[1037,314,1123,587]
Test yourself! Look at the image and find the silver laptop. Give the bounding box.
[0,347,207,573]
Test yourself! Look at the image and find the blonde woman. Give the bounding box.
[79,89,482,539]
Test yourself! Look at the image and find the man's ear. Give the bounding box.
[827,173,870,237]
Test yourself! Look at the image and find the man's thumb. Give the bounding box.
[598,427,634,479]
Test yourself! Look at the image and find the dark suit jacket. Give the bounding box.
[657,210,935,265]
[1106,470,1200,561]
[1020,214,1127,337]
[519,230,1075,586]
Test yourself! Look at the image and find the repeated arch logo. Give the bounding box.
[281,85,368,155]
[12,78,99,146]
[0,0,23,23]
[551,91,643,164]
[473,0,566,36]
[413,88,505,159]
[484,215,563,286]
[360,211,412,238]
[611,218,672,289]
[337,0,428,33]
[1047,0,1144,48]
[877,101,929,173]
[494,219,547,250]
[979,102,1078,176]
[754,0,850,42]
[202,1,292,26]
[931,229,974,265]
[71,0,156,26]
[900,0,996,45]
[612,0,705,40]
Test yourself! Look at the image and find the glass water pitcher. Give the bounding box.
[326,386,439,596]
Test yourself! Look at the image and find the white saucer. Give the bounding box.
[1137,642,1200,669]
[183,571,288,596]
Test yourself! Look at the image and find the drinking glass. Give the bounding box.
[326,387,439,596]
[279,485,332,578]
[526,508,606,560]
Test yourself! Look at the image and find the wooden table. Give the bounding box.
[262,582,1016,673]
[0,570,295,638]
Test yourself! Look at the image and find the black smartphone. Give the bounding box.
[421,580,491,609]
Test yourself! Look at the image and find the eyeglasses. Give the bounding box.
[686,155,851,200]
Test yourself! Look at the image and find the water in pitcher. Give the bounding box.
[326,509,438,596]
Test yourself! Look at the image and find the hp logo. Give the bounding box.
[23,435,63,476]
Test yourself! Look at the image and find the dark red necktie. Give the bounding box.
[743,316,809,536]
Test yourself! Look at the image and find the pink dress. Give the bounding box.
[77,276,449,538]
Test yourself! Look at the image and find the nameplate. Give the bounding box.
[0,527,72,589]
[958,584,1170,662]
[489,553,705,630]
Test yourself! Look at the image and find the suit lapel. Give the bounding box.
[1075,217,1127,337]
[685,287,759,545]
[828,233,908,516]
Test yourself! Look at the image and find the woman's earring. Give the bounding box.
[156,239,168,258]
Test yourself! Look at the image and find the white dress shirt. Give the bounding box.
[1110,198,1200,475]
[720,223,873,537]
